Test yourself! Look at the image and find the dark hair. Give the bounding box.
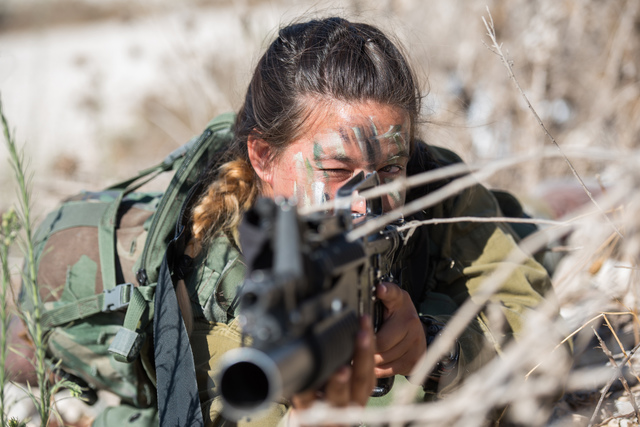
[192,17,422,243]
[237,16,421,155]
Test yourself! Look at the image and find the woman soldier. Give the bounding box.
[180,16,554,426]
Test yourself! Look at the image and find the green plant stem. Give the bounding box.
[1,245,10,427]
[0,96,50,425]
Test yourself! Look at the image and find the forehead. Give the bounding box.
[298,100,411,145]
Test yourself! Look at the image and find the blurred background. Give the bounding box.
[1,0,638,217]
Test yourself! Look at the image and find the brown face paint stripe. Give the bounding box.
[338,128,352,146]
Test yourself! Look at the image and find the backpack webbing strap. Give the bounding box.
[97,170,165,292]
[154,247,204,427]
[109,285,156,363]
[40,283,133,328]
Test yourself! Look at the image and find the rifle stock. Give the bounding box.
[217,172,414,420]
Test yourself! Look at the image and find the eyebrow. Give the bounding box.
[371,150,411,169]
[314,152,357,163]
[385,150,411,160]
[314,150,410,164]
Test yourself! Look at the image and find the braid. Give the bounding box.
[191,157,259,245]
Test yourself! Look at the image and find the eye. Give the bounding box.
[321,169,353,178]
[378,165,403,174]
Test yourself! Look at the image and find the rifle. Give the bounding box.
[217,171,416,421]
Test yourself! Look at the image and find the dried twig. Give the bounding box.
[344,145,627,241]
[481,7,624,240]
[525,312,633,380]
[592,328,640,422]
[587,341,640,427]
[597,411,637,427]
[602,312,640,390]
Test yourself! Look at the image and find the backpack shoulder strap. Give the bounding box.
[151,114,235,426]
[134,112,236,287]
[103,114,235,365]
[95,127,222,292]
[154,184,206,427]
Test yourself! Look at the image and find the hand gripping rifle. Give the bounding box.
[217,171,416,420]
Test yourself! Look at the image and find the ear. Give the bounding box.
[247,134,274,188]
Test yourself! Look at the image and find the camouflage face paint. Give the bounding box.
[338,128,351,147]
[383,176,403,204]
[379,124,408,154]
[290,151,329,207]
[266,101,410,213]
[313,141,331,181]
[313,142,324,168]
[312,182,326,205]
[350,125,381,165]
[319,133,347,159]
[367,118,383,162]
[293,152,311,206]
[341,118,408,166]
[351,126,366,157]
[304,158,314,183]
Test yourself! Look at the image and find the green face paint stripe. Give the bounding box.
[379,124,408,153]
[383,177,402,203]
[313,142,325,169]
[395,134,405,153]
[369,117,379,136]
[378,124,403,139]
[304,158,315,182]
[313,141,324,160]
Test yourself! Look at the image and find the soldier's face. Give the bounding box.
[255,100,410,214]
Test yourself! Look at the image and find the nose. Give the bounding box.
[351,193,367,215]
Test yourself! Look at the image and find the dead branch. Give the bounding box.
[481,7,624,240]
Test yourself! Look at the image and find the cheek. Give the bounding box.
[270,155,303,197]
[272,153,330,207]
[382,177,406,212]
[385,192,406,211]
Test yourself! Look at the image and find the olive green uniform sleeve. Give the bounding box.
[414,145,553,396]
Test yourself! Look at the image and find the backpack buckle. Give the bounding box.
[109,328,144,363]
[103,283,133,312]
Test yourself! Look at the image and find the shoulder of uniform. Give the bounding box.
[422,143,464,166]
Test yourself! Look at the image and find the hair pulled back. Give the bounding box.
[192,17,421,244]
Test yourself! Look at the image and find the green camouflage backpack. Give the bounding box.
[19,113,235,419]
